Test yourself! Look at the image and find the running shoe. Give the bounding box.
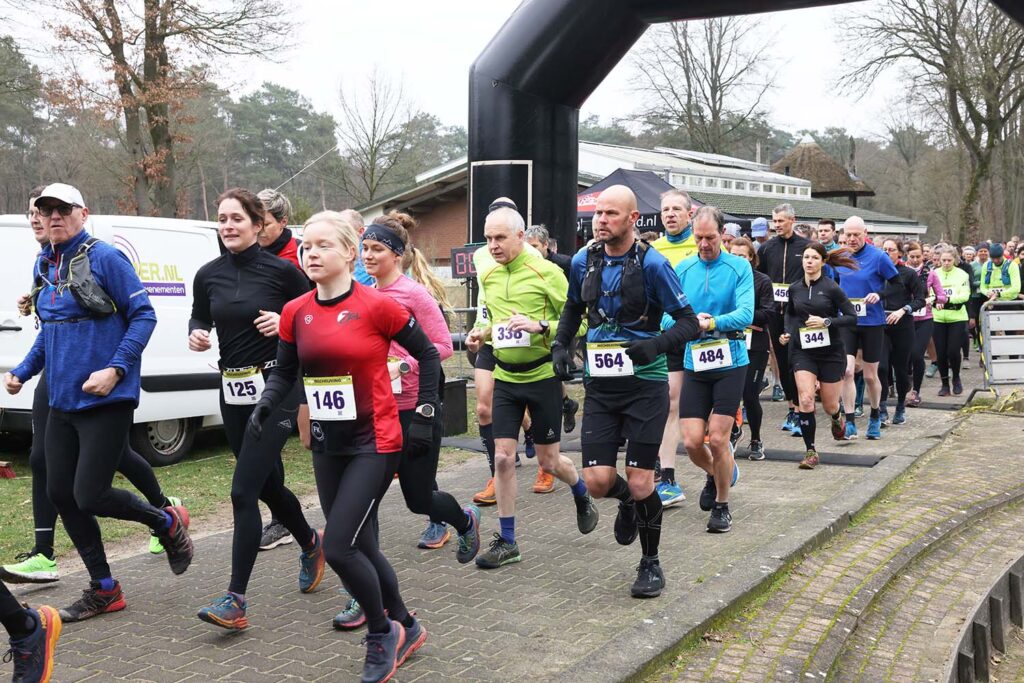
[953,378,963,395]
[747,440,766,461]
[732,460,740,487]
[472,478,497,506]
[0,553,58,584]
[562,397,579,434]
[653,458,661,483]
[760,376,770,393]
[614,500,638,546]
[707,506,732,533]
[830,412,847,441]
[771,384,785,402]
[575,492,600,535]
[149,496,182,554]
[905,390,921,408]
[456,505,482,564]
[630,558,665,599]
[6,605,61,683]
[396,616,427,667]
[523,428,536,458]
[417,522,450,549]
[879,404,890,426]
[155,504,193,575]
[781,410,795,431]
[361,620,404,683]
[656,480,685,507]
[59,581,126,622]
[730,422,743,448]
[259,520,294,551]
[844,421,858,440]
[699,474,717,511]
[790,419,802,437]
[892,407,907,425]
[926,363,938,378]
[938,383,951,397]
[866,417,882,440]
[532,468,555,494]
[299,529,326,593]
[475,534,522,569]
[515,453,522,468]
[333,597,366,630]
[197,592,248,631]
[799,449,819,470]
[853,405,864,418]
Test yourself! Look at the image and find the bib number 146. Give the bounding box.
[303,376,356,421]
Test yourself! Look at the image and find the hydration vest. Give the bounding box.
[985,259,1012,287]
[580,239,661,332]
[31,238,117,317]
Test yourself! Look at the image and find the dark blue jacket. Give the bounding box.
[12,230,157,412]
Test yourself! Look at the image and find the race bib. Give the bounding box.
[222,367,265,406]
[943,287,954,298]
[304,376,356,421]
[850,298,867,317]
[691,339,732,372]
[800,327,830,349]
[587,342,634,377]
[772,283,790,303]
[493,322,529,349]
[388,356,402,394]
[745,328,753,350]
[478,306,489,323]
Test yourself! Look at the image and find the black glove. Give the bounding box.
[552,342,575,381]
[622,338,662,367]
[246,401,273,441]
[407,412,435,456]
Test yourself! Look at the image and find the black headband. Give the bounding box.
[488,199,518,213]
[362,223,406,256]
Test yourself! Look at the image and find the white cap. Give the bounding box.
[724,222,741,237]
[36,183,85,208]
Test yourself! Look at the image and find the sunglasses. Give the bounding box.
[38,203,81,217]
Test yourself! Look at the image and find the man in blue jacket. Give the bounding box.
[3,183,194,623]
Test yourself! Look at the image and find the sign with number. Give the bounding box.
[587,342,634,377]
[799,327,830,349]
[850,298,867,316]
[493,322,530,349]
[388,356,402,394]
[772,283,790,303]
[691,339,733,372]
[450,244,484,278]
[745,328,753,350]
[304,376,356,421]
[221,367,265,406]
[478,305,489,323]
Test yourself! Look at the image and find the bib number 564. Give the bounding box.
[593,352,624,370]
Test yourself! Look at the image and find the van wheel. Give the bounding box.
[130,418,197,467]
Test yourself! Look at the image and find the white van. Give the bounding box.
[0,214,225,465]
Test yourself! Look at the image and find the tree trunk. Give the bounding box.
[959,156,987,245]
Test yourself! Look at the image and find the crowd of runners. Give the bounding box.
[0,180,1013,682]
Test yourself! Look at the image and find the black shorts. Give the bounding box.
[789,348,847,383]
[678,366,746,420]
[666,350,684,373]
[492,376,562,445]
[581,376,668,451]
[840,325,885,363]
[474,344,496,372]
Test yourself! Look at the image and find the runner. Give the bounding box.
[931,245,971,396]
[3,183,192,623]
[248,210,441,681]
[728,238,775,461]
[980,243,1021,303]
[671,206,753,533]
[834,217,900,440]
[553,185,700,597]
[465,204,598,570]
[877,239,926,426]
[650,190,697,506]
[905,242,947,407]
[778,242,858,468]
[817,220,839,251]
[192,188,323,631]
[1,582,60,683]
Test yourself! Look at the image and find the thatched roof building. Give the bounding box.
[772,136,875,206]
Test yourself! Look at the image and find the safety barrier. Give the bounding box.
[978,300,1024,396]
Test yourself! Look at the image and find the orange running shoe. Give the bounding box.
[472,477,497,506]
[532,468,555,494]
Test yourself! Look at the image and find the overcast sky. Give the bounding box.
[6,0,904,144]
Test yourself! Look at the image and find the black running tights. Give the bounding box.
[743,351,770,442]
[397,409,468,533]
[769,315,798,403]
[910,319,933,392]
[223,384,315,595]
[933,320,967,383]
[0,583,32,639]
[879,317,914,405]
[46,401,168,581]
[315,450,409,634]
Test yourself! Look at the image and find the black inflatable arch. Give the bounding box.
[467,0,1024,249]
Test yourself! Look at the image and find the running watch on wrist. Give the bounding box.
[415,404,435,419]
[903,305,913,315]
[112,367,125,378]
[823,318,832,327]
[398,360,411,374]
[539,320,550,336]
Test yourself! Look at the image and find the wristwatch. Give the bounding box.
[398,360,411,374]
[902,305,913,315]
[415,404,435,419]
[112,367,125,378]
[539,320,550,336]
[823,318,832,327]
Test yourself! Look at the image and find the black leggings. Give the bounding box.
[769,315,797,403]
[911,319,934,392]
[0,582,31,639]
[879,317,915,405]
[315,450,408,634]
[397,409,468,533]
[743,350,770,442]
[46,401,168,581]
[30,376,166,559]
[223,382,314,595]
[933,320,967,383]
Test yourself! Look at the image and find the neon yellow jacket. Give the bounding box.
[980,258,1022,301]
[933,267,970,323]
[651,226,698,269]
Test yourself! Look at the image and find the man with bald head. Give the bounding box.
[554,185,700,598]
[834,216,900,440]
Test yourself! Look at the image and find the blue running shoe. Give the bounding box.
[781,410,795,431]
[854,405,864,418]
[844,421,858,440]
[879,404,890,426]
[198,592,248,630]
[731,461,740,487]
[656,480,685,507]
[866,417,882,440]
[524,428,536,458]
[791,419,802,437]
[298,529,325,593]
[771,384,785,402]
[361,620,404,683]
[417,522,450,550]
[456,506,481,564]
[397,615,428,667]
[892,407,906,425]
[7,605,61,683]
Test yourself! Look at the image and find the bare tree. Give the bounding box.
[19,0,294,216]
[841,0,1024,244]
[631,17,775,155]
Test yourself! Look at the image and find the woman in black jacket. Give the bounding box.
[779,243,859,469]
[878,239,927,426]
